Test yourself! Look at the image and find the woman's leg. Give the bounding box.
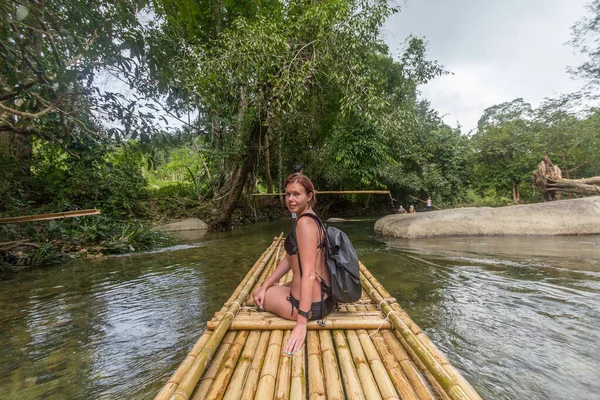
[263,285,297,320]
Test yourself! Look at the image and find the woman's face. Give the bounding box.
[286,182,312,213]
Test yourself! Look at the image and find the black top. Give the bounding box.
[284,213,326,256]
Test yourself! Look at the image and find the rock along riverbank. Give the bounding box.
[374,196,600,238]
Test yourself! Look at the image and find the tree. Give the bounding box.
[172,0,405,224]
[570,0,600,88]
[471,99,540,204]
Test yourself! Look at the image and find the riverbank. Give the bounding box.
[0,198,388,274]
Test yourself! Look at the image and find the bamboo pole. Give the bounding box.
[360,263,481,400]
[357,328,400,400]
[201,330,249,400]
[332,330,365,400]
[307,330,326,400]
[274,330,293,400]
[289,338,306,400]
[241,331,271,399]
[359,266,474,400]
[252,190,391,196]
[381,330,436,400]
[165,236,282,400]
[222,330,261,400]
[0,208,100,224]
[207,316,391,331]
[211,310,384,320]
[393,331,452,400]
[191,331,237,399]
[345,328,382,399]
[318,330,345,400]
[369,330,420,400]
[246,245,284,307]
[345,304,398,400]
[222,236,281,310]
[254,329,284,399]
[154,330,212,400]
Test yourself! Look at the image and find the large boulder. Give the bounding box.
[375,197,600,238]
[156,218,209,232]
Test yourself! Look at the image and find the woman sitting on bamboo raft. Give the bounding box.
[253,173,334,355]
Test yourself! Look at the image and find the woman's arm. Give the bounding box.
[253,256,291,308]
[285,217,319,354]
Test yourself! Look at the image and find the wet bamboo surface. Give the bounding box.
[155,235,482,400]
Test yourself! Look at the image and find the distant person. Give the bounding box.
[426,197,432,212]
[397,205,407,214]
[409,205,416,213]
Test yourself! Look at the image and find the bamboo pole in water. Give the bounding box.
[289,339,306,400]
[246,245,284,307]
[164,237,282,400]
[254,329,284,398]
[332,330,365,400]
[222,330,261,400]
[241,331,271,399]
[154,330,212,400]
[393,331,452,400]
[359,265,473,400]
[201,330,249,400]
[221,237,280,310]
[274,330,293,400]
[307,330,326,400]
[360,263,481,400]
[318,330,345,400]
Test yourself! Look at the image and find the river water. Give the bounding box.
[0,219,599,399]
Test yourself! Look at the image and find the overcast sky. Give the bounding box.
[383,0,590,133]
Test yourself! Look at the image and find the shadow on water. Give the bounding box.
[0,218,598,399]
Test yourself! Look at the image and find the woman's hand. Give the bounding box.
[284,321,307,355]
[253,286,266,310]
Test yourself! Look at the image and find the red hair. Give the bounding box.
[284,173,317,207]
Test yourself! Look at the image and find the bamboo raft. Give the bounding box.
[155,235,482,400]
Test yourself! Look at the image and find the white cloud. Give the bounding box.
[384,0,590,133]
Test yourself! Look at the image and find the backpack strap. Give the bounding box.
[294,213,326,278]
[295,213,331,327]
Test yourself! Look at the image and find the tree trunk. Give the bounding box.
[263,129,273,193]
[214,118,265,226]
[0,132,32,176]
[277,132,284,207]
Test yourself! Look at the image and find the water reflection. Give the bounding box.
[376,234,600,400]
[0,220,598,399]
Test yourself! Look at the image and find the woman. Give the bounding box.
[253,173,334,355]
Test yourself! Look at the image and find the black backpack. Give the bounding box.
[295,213,362,304]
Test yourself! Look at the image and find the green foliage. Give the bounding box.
[24,138,149,216]
[569,0,600,87]
[471,96,600,203]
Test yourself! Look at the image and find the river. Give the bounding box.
[0,219,599,399]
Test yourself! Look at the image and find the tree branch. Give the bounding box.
[0,101,56,119]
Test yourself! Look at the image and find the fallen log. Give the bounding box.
[533,156,600,199]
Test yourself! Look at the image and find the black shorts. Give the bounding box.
[286,292,335,320]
